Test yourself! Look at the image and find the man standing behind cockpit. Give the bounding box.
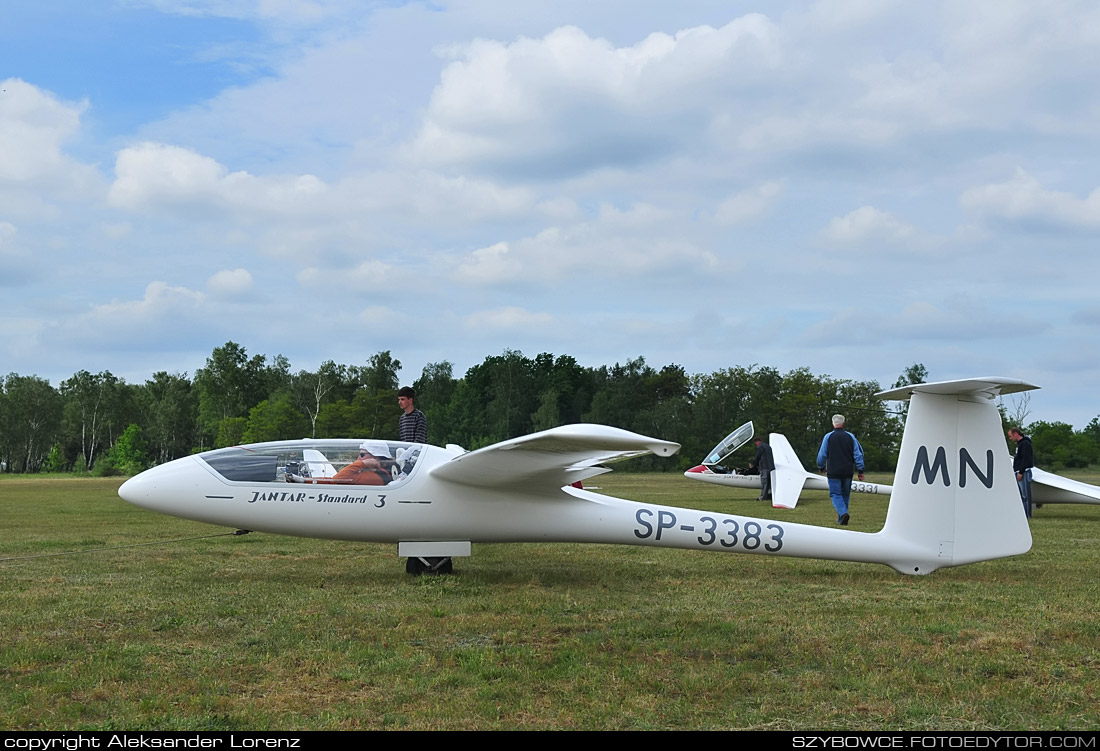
[397,386,428,443]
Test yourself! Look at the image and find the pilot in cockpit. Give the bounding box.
[330,441,395,485]
[286,441,396,485]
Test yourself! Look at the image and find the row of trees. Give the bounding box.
[2,344,1098,475]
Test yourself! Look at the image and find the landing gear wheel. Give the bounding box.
[405,556,454,575]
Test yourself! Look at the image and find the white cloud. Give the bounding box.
[960,169,1100,230]
[207,268,254,297]
[297,259,397,292]
[714,181,783,225]
[10,2,1100,429]
[41,282,212,353]
[0,79,102,210]
[0,79,86,184]
[108,142,330,218]
[91,281,206,321]
[107,143,540,260]
[454,242,519,286]
[819,206,918,247]
[408,17,783,175]
[455,204,717,286]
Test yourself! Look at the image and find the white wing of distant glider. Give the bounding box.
[1031,467,1100,505]
[429,423,680,492]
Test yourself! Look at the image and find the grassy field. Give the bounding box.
[2,472,1099,731]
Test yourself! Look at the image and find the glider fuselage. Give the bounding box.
[118,438,924,570]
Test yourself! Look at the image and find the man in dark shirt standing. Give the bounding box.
[816,414,865,526]
[397,386,428,443]
[1009,427,1034,518]
[751,436,775,501]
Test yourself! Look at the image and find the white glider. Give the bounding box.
[684,427,889,509]
[120,376,1035,576]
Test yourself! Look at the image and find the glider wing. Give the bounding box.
[429,423,680,491]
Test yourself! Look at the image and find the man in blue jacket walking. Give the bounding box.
[817,414,865,526]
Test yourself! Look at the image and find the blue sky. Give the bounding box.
[3,0,1100,429]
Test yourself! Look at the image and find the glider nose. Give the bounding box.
[118,456,201,513]
[118,466,158,509]
[685,464,708,474]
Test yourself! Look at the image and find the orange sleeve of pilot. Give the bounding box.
[333,457,384,485]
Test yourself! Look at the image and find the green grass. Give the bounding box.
[1,472,1099,730]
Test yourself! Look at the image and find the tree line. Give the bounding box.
[2,344,1098,475]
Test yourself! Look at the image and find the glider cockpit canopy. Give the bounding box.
[702,421,754,468]
[198,439,425,486]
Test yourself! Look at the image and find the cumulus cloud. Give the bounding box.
[714,181,783,224]
[297,259,397,293]
[207,268,254,297]
[10,3,1100,428]
[960,169,1100,230]
[107,143,540,253]
[40,281,213,352]
[455,203,717,286]
[350,171,538,222]
[819,206,918,247]
[91,281,205,319]
[0,78,100,202]
[108,142,330,218]
[455,242,519,286]
[408,17,783,176]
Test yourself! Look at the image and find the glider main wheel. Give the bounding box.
[405,556,454,575]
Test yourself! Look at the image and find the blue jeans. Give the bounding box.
[828,476,852,519]
[1017,469,1032,518]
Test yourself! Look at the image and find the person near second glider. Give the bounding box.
[750,436,775,501]
[1009,427,1034,518]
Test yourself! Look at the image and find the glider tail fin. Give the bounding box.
[770,433,812,510]
[876,378,1035,574]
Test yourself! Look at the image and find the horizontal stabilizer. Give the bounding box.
[771,467,806,509]
[769,433,810,509]
[877,377,1038,402]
